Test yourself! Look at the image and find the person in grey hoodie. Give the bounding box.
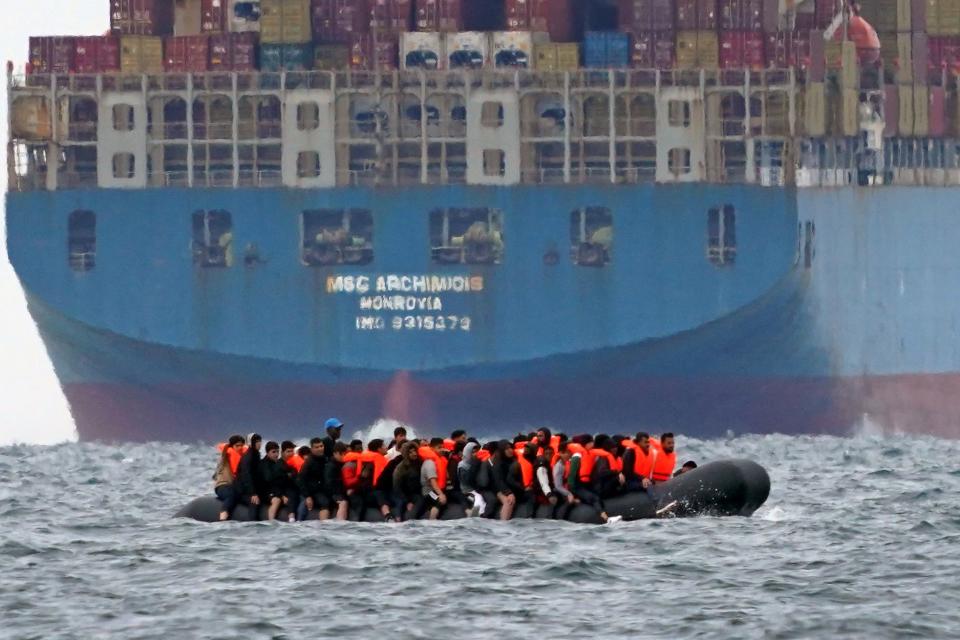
[457,441,486,516]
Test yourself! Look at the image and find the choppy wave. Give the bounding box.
[1,433,959,638]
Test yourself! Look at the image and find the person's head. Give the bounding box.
[333,441,348,461]
[349,439,363,453]
[450,429,467,443]
[542,445,554,461]
[676,460,697,475]
[401,441,419,462]
[228,434,244,450]
[429,437,445,451]
[536,427,552,444]
[453,440,466,456]
[523,442,538,460]
[281,440,295,460]
[368,438,386,454]
[634,432,650,452]
[393,426,407,442]
[265,441,280,460]
[249,433,262,450]
[512,433,527,446]
[573,433,594,449]
[309,436,325,457]
[324,418,344,439]
[297,445,311,459]
[594,434,611,451]
[660,433,675,454]
[557,441,571,461]
[482,441,498,455]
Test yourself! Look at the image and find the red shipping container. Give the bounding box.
[619,0,675,31]
[719,0,763,31]
[74,36,121,74]
[677,0,717,30]
[164,35,211,73]
[929,86,945,136]
[110,0,174,36]
[531,0,580,42]
[201,0,226,33]
[389,0,414,31]
[813,0,835,29]
[629,31,675,68]
[883,85,898,136]
[314,0,374,43]
[764,30,812,70]
[416,0,463,32]
[927,36,960,71]
[720,31,765,68]
[28,36,76,74]
[209,32,258,71]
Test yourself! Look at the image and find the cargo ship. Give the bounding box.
[7,0,960,441]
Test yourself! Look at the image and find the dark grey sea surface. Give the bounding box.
[1,432,959,639]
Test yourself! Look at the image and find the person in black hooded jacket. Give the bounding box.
[297,437,329,520]
[235,433,263,520]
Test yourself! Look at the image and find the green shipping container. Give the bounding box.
[261,0,312,44]
[314,45,350,71]
[676,31,717,69]
[534,43,579,71]
[120,36,163,73]
[260,42,314,71]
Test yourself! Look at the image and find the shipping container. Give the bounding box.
[898,83,914,134]
[203,0,227,32]
[927,0,960,36]
[629,31,675,68]
[120,35,164,73]
[28,36,76,75]
[895,32,913,81]
[618,0,675,31]
[676,0,717,30]
[534,42,579,70]
[841,88,858,136]
[261,0,311,43]
[764,30,811,70]
[676,30,718,68]
[348,32,400,69]
[10,96,52,140]
[761,0,779,32]
[913,83,929,135]
[883,84,899,136]
[858,0,898,33]
[208,32,258,71]
[366,0,413,32]
[928,35,960,71]
[719,30,765,69]
[513,0,581,42]
[259,41,313,69]
[929,85,946,135]
[813,0,836,28]
[74,36,122,74]
[228,0,262,32]
[718,0,763,31]
[313,43,351,69]
[492,31,547,68]
[401,31,443,68]
[583,31,630,68]
[111,0,175,36]
[444,31,488,68]
[909,0,926,32]
[416,0,463,32]
[313,0,370,43]
[164,35,212,72]
[174,0,202,36]
[912,32,928,78]
[804,82,826,136]
[895,0,912,31]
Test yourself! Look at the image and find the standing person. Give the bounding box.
[324,442,351,520]
[391,442,423,520]
[297,438,329,520]
[213,434,244,521]
[650,433,677,483]
[418,438,449,520]
[490,440,517,521]
[357,439,393,521]
[321,418,344,458]
[236,433,264,520]
[259,441,289,521]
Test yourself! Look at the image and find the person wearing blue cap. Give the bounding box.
[320,418,344,459]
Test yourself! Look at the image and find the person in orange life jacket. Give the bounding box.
[236,433,264,520]
[567,434,610,523]
[259,441,292,521]
[386,426,408,461]
[506,442,538,512]
[356,439,394,521]
[279,440,303,520]
[534,444,561,509]
[340,442,364,518]
[417,438,449,520]
[650,433,678,483]
[324,442,351,520]
[391,442,423,521]
[489,440,518,520]
[320,418,343,458]
[297,438,329,520]
[213,434,245,521]
[673,460,697,477]
[551,442,578,508]
[591,435,625,499]
[283,441,305,474]
[621,431,655,492]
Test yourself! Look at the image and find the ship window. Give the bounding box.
[112,153,136,179]
[483,149,505,177]
[192,210,233,268]
[297,151,321,178]
[570,207,613,267]
[707,205,736,266]
[112,104,135,131]
[481,101,504,128]
[430,208,503,265]
[297,102,320,131]
[301,209,374,266]
[668,100,691,127]
[68,210,96,272]
[668,148,691,176]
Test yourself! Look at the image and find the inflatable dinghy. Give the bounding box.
[176,459,769,524]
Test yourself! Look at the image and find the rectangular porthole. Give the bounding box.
[668,148,691,177]
[481,101,504,128]
[301,209,374,266]
[483,149,505,177]
[68,210,96,272]
[297,102,320,131]
[430,208,503,265]
[112,104,135,131]
[297,151,321,178]
[112,153,135,179]
[668,100,691,127]
[570,207,613,267]
[192,210,233,268]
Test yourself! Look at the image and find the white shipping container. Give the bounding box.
[229,0,262,33]
[491,31,549,68]
[444,32,489,69]
[401,32,443,70]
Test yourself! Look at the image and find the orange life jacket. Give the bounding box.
[621,440,655,479]
[216,443,246,475]
[442,438,456,451]
[591,448,618,474]
[418,446,448,490]
[476,449,491,462]
[286,454,305,473]
[650,439,676,483]
[342,451,361,490]
[358,450,389,486]
[565,443,594,482]
[517,455,534,489]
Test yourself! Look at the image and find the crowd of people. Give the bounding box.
[212,418,697,523]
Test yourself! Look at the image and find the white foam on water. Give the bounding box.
[352,418,419,444]
[760,505,788,522]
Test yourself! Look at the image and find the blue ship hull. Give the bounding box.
[8,184,960,440]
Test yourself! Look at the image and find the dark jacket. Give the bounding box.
[506,460,527,496]
[392,460,421,501]
[324,458,345,500]
[378,455,402,494]
[298,455,326,497]
[236,447,262,498]
[321,436,338,459]
[260,457,290,496]
[491,456,513,495]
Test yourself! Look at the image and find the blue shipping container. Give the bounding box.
[260,42,313,71]
[583,31,629,68]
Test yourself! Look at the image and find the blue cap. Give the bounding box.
[325,418,344,430]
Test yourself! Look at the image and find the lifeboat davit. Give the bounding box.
[175,459,771,524]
